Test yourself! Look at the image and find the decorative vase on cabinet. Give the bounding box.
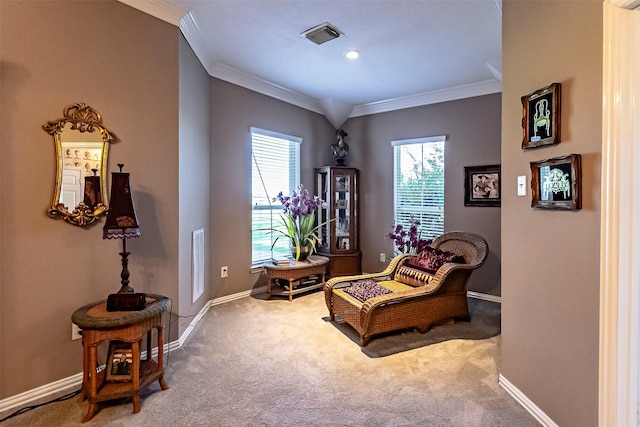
[315,166,362,277]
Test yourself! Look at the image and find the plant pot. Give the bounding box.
[291,243,313,261]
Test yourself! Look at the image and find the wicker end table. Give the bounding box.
[71,294,170,422]
[264,255,329,302]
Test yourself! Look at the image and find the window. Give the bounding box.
[392,136,445,240]
[251,127,301,265]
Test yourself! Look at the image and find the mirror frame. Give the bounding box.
[43,103,118,226]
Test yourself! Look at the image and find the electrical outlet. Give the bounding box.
[221,266,228,278]
[379,253,386,262]
[72,323,82,340]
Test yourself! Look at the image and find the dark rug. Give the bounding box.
[327,297,501,357]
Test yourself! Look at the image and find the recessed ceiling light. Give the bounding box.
[345,50,360,60]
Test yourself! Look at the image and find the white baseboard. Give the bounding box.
[0,286,268,418]
[5,285,496,417]
[498,374,557,426]
[0,372,83,419]
[467,290,501,303]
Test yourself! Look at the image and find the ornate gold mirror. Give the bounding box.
[43,103,118,226]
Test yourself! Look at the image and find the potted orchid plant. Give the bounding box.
[268,185,326,261]
[387,218,432,254]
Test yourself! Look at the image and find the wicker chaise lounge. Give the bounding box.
[324,231,488,346]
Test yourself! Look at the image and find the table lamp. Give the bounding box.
[103,164,145,311]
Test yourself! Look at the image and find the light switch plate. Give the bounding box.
[517,175,527,196]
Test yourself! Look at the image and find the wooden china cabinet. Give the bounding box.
[314,166,361,277]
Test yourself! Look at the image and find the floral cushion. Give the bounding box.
[413,246,465,275]
[343,279,392,302]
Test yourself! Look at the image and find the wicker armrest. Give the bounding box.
[431,260,472,280]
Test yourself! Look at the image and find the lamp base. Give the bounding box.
[106,293,147,312]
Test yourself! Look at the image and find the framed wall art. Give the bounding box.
[521,82,561,149]
[106,341,134,382]
[464,164,501,207]
[530,153,581,210]
[338,236,350,250]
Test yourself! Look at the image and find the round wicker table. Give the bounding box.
[72,294,170,422]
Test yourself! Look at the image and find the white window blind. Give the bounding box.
[251,127,301,265]
[392,136,445,240]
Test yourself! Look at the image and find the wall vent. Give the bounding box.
[192,228,205,303]
[301,22,342,45]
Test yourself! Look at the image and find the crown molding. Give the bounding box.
[178,9,324,115]
[120,0,504,120]
[180,12,217,69]
[493,0,502,17]
[117,0,186,26]
[208,63,324,115]
[606,0,640,9]
[350,80,503,118]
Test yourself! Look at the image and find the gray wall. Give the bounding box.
[178,35,212,331]
[501,1,602,425]
[209,78,335,298]
[344,94,502,296]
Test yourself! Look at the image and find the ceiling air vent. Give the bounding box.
[301,22,342,45]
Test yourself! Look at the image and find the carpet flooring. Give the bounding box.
[2,291,538,426]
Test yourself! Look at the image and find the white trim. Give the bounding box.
[499,374,558,427]
[0,286,268,417]
[391,135,447,147]
[116,0,186,26]
[600,4,640,426]
[250,127,302,145]
[350,80,502,118]
[208,62,324,115]
[121,1,503,118]
[467,291,501,304]
[180,12,217,70]
[0,373,83,418]
[606,0,640,10]
[493,0,503,17]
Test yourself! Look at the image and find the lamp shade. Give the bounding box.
[103,166,140,240]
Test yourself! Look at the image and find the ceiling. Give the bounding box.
[119,0,503,128]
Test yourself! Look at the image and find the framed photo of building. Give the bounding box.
[464,164,501,207]
[521,83,561,149]
[106,341,134,382]
[530,153,581,210]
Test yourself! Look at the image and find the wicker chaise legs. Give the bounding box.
[329,292,471,346]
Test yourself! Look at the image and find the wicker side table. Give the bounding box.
[71,294,170,422]
[264,255,329,302]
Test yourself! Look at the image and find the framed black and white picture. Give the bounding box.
[521,83,561,149]
[530,153,581,210]
[464,164,501,207]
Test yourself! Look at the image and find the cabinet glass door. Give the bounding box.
[335,174,350,251]
[317,170,330,251]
